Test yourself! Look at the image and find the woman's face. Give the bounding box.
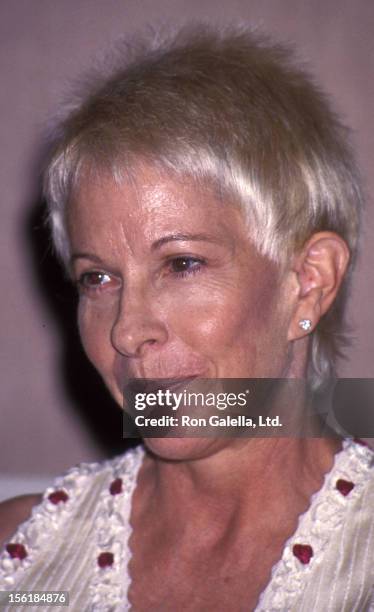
[68,164,296,459]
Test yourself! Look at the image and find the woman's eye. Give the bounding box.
[78,271,113,292]
[168,257,204,277]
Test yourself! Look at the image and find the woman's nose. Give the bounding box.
[110,289,168,358]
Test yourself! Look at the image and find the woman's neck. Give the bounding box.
[139,436,342,538]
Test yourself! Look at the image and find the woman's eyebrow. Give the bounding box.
[70,252,105,265]
[151,233,220,251]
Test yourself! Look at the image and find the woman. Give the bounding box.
[1,25,373,611]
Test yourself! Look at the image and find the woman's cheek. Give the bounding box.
[77,299,114,375]
[164,287,233,348]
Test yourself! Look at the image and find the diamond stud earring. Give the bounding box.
[299,319,312,331]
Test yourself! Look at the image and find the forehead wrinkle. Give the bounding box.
[73,163,249,262]
[114,171,156,258]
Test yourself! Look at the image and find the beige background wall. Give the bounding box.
[1,1,373,493]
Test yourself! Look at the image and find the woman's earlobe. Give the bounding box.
[288,314,316,341]
[298,319,312,332]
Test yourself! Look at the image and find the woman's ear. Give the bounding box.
[287,232,350,341]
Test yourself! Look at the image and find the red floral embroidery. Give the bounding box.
[336,479,355,496]
[109,478,123,495]
[6,543,27,560]
[97,552,114,568]
[292,544,313,565]
[48,490,69,504]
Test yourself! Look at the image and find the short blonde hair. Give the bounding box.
[44,24,362,388]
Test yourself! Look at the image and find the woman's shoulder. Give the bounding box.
[0,445,144,552]
[0,494,42,548]
[0,446,144,601]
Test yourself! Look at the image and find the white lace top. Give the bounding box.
[1,439,374,611]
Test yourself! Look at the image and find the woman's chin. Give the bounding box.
[142,436,226,462]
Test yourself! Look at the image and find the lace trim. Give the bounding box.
[89,446,143,612]
[256,439,374,611]
[0,458,103,587]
